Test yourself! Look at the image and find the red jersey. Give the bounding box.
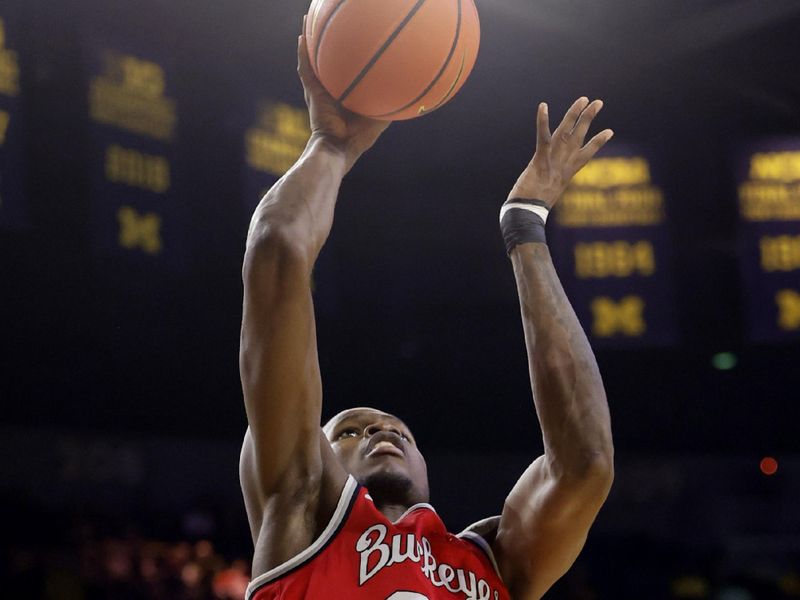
[248,476,511,600]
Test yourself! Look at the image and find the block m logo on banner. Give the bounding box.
[776,289,800,331]
[591,296,646,338]
[117,205,162,255]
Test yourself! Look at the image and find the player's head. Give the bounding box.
[324,407,429,507]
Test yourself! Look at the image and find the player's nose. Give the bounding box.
[365,422,402,437]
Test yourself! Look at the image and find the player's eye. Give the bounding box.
[400,431,415,444]
[337,428,359,439]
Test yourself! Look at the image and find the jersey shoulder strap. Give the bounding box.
[456,515,502,577]
[246,475,361,600]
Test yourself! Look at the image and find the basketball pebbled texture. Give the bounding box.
[305,0,480,121]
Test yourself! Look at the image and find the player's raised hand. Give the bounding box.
[508,97,614,208]
[298,16,390,172]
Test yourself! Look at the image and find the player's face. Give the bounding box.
[325,408,429,504]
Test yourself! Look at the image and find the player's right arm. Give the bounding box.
[239,26,389,566]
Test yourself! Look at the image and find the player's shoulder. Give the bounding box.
[457,515,501,544]
[248,473,360,592]
[455,515,502,574]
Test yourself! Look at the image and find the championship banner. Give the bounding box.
[238,98,345,314]
[737,138,800,342]
[239,98,339,313]
[0,8,27,229]
[86,35,186,270]
[548,144,678,347]
[241,100,309,217]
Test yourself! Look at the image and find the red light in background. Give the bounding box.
[760,456,778,476]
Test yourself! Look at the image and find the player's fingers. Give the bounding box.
[553,97,589,146]
[297,18,322,90]
[297,24,311,78]
[572,99,604,146]
[536,102,552,151]
[576,128,614,164]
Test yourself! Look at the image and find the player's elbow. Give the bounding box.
[576,445,614,480]
[572,453,614,505]
[540,455,614,527]
[583,452,614,492]
[590,430,615,485]
[550,447,614,496]
[243,222,312,281]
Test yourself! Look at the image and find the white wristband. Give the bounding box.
[499,201,550,224]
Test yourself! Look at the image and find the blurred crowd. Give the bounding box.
[3,509,799,600]
[6,532,800,600]
[5,536,249,600]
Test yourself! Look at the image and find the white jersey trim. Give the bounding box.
[392,502,436,524]
[457,517,503,580]
[246,475,360,599]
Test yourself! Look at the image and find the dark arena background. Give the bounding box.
[2,0,800,598]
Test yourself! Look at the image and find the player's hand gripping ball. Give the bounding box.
[304,0,480,121]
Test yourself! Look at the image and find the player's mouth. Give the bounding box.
[365,432,405,458]
[366,441,405,458]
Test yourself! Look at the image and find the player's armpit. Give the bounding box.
[492,455,613,600]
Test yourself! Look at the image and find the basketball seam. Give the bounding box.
[431,0,479,112]
[308,0,319,36]
[374,0,463,119]
[313,0,349,74]
[430,49,467,111]
[337,0,429,104]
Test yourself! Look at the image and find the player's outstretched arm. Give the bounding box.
[493,98,615,600]
[239,26,388,556]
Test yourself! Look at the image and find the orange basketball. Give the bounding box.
[305,0,480,121]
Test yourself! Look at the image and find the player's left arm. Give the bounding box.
[492,98,615,600]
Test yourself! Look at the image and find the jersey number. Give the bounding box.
[387,593,429,600]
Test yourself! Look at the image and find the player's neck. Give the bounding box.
[374,501,412,523]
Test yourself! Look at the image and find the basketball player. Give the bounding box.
[238,28,614,600]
